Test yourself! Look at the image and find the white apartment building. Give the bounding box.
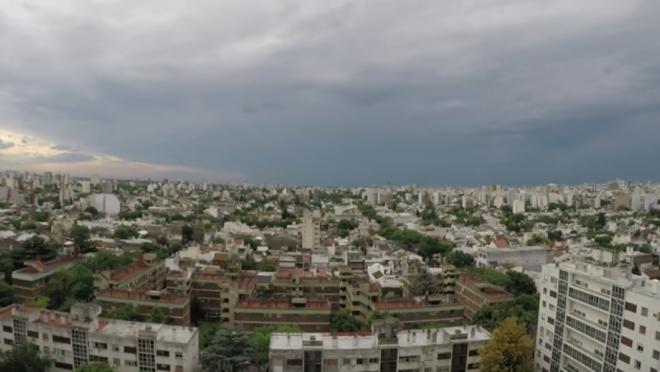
[0,303,199,372]
[302,209,321,249]
[536,261,660,372]
[476,246,553,272]
[269,321,490,372]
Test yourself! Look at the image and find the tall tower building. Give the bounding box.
[301,209,321,250]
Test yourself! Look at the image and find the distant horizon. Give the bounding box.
[4,168,660,190]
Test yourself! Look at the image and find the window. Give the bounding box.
[438,352,451,360]
[54,361,73,370]
[637,344,644,352]
[634,360,641,370]
[287,359,302,366]
[27,330,38,338]
[2,326,12,333]
[469,349,479,356]
[157,350,170,357]
[124,346,137,354]
[653,350,660,360]
[619,353,630,364]
[642,307,648,316]
[52,335,71,344]
[125,360,137,367]
[625,302,638,313]
[175,352,183,359]
[3,338,12,345]
[623,319,635,330]
[656,331,660,341]
[42,333,48,341]
[94,342,108,350]
[113,358,120,367]
[640,325,646,335]
[157,364,170,371]
[621,336,633,347]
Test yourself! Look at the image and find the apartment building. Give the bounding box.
[94,254,167,292]
[269,320,489,372]
[302,209,321,250]
[476,246,553,271]
[455,274,513,322]
[12,257,82,303]
[0,303,199,372]
[234,297,332,332]
[374,299,465,329]
[536,261,660,372]
[95,289,191,326]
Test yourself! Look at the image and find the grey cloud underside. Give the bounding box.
[1,0,660,185]
[37,152,96,163]
[0,139,14,150]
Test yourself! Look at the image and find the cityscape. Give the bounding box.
[2,1,660,372]
[0,172,659,372]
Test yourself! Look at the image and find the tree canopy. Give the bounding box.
[330,310,365,332]
[410,270,440,296]
[480,318,534,372]
[201,328,256,372]
[446,250,475,268]
[249,325,301,366]
[0,343,51,372]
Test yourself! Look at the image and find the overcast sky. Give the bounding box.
[1,1,660,186]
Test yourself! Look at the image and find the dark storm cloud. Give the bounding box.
[1,0,660,185]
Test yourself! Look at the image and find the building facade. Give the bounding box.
[269,320,490,372]
[0,303,199,372]
[536,261,660,372]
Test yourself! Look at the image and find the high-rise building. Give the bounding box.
[535,261,660,372]
[301,209,321,249]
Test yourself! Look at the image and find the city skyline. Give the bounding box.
[1,1,660,185]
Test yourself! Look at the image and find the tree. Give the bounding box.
[632,264,641,275]
[44,265,94,310]
[112,225,139,240]
[20,236,57,261]
[181,225,194,244]
[71,224,95,253]
[505,272,536,296]
[150,308,166,324]
[201,328,256,372]
[249,325,301,366]
[480,318,533,372]
[257,258,277,272]
[0,343,51,372]
[525,235,545,246]
[108,305,145,322]
[240,256,257,270]
[446,251,475,268]
[192,224,205,243]
[410,270,440,296]
[547,230,563,242]
[74,363,114,372]
[330,310,365,332]
[84,207,99,217]
[0,282,13,306]
[0,255,14,284]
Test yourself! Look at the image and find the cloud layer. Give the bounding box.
[1,1,659,185]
